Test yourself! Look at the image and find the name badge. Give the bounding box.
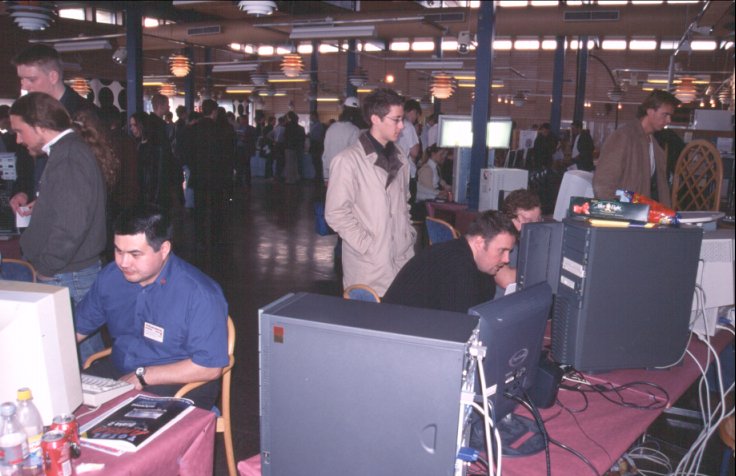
[143,322,165,343]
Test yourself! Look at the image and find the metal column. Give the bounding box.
[573,35,589,127]
[468,1,495,211]
[125,5,142,118]
[550,36,565,137]
[184,46,195,112]
[346,39,357,98]
[310,40,319,114]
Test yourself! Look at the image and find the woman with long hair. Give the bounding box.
[129,112,168,207]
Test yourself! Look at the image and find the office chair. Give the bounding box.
[671,139,723,211]
[84,316,237,476]
[343,284,381,303]
[0,258,37,283]
[425,216,460,245]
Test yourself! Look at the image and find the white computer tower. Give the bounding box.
[478,168,529,212]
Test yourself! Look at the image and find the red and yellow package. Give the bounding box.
[616,190,679,225]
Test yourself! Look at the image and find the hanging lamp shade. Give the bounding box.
[607,86,624,103]
[159,83,177,97]
[69,77,90,97]
[237,1,276,16]
[430,73,456,100]
[348,67,369,87]
[674,77,697,103]
[169,54,191,77]
[7,1,56,31]
[250,72,268,86]
[281,54,304,78]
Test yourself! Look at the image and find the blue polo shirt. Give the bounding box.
[76,253,229,374]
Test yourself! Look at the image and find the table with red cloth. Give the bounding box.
[0,235,21,259]
[238,330,733,476]
[425,200,468,223]
[73,391,216,476]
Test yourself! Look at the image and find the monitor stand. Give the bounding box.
[497,413,545,457]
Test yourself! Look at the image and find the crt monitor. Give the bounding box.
[0,281,83,425]
[437,115,513,149]
[467,282,553,455]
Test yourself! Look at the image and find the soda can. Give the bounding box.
[50,415,80,459]
[41,431,73,476]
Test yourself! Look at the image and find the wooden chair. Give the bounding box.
[343,284,381,303]
[670,139,723,211]
[0,258,37,283]
[83,316,237,476]
[425,216,460,245]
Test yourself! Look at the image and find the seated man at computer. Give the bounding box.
[75,205,229,409]
[494,189,543,294]
[382,211,517,313]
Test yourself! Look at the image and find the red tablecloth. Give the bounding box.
[239,330,733,476]
[74,391,216,476]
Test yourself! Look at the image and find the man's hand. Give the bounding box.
[9,192,34,215]
[120,372,144,391]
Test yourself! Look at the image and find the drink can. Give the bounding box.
[50,415,80,459]
[41,431,73,476]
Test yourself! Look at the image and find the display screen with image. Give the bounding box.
[437,115,513,149]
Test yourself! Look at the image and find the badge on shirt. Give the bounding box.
[143,322,165,343]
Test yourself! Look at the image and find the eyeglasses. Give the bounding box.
[383,116,403,125]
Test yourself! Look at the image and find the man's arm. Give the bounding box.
[119,359,223,391]
[325,152,373,255]
[592,131,626,200]
[494,265,516,289]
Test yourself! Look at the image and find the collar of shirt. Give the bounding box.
[360,132,402,189]
[41,129,74,156]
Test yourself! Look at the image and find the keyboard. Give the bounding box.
[81,373,135,407]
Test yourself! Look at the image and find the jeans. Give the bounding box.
[39,261,103,365]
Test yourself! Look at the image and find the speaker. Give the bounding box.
[259,293,479,476]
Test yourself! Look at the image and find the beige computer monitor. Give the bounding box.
[0,281,83,425]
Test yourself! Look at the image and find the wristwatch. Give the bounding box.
[135,367,148,386]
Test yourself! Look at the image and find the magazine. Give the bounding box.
[80,394,195,453]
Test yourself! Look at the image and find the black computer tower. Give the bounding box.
[259,293,479,476]
[551,219,703,372]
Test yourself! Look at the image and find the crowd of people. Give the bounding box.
[0,41,689,411]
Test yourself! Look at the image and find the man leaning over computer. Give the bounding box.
[75,205,228,409]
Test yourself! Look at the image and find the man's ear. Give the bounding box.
[160,240,172,259]
[48,69,60,86]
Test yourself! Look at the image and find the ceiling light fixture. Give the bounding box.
[54,40,112,53]
[159,83,177,97]
[430,73,456,100]
[348,67,369,87]
[69,77,90,97]
[226,85,254,94]
[250,72,268,86]
[169,54,191,77]
[281,54,304,78]
[237,1,277,16]
[289,25,376,40]
[405,61,464,70]
[211,63,260,73]
[674,77,697,103]
[607,86,624,103]
[6,1,56,31]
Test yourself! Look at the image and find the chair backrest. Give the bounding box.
[0,259,37,283]
[343,284,381,303]
[425,216,460,245]
[671,140,723,212]
[553,170,594,221]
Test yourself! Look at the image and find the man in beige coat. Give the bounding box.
[325,88,416,296]
[593,90,680,207]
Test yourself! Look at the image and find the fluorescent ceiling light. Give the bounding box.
[212,63,260,72]
[316,97,340,102]
[290,25,376,40]
[54,40,112,52]
[405,61,464,70]
[267,75,308,83]
[690,40,717,51]
[226,86,254,94]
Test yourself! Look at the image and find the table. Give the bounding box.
[0,235,21,259]
[238,330,733,476]
[425,201,468,224]
[74,391,216,476]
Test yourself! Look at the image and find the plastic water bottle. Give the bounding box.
[0,402,27,475]
[16,389,44,474]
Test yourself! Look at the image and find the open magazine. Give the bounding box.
[80,394,194,453]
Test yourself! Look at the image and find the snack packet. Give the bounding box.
[615,190,680,225]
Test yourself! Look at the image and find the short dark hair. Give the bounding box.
[501,189,541,219]
[466,210,519,242]
[12,44,63,76]
[571,120,583,128]
[637,89,681,118]
[151,94,169,110]
[404,98,422,115]
[363,88,403,125]
[175,105,187,116]
[201,99,218,116]
[114,205,173,252]
[10,92,70,131]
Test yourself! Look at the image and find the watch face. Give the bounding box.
[136,367,144,376]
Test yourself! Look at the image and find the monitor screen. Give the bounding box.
[437,115,513,149]
[0,281,83,425]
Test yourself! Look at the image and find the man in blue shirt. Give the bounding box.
[76,205,228,409]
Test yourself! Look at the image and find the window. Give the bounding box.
[690,40,717,51]
[95,9,115,25]
[514,38,540,50]
[493,39,513,50]
[601,38,627,50]
[412,40,435,52]
[59,8,85,20]
[629,38,657,50]
[389,40,410,52]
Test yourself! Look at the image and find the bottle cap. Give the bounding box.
[1,402,17,416]
[17,388,32,401]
